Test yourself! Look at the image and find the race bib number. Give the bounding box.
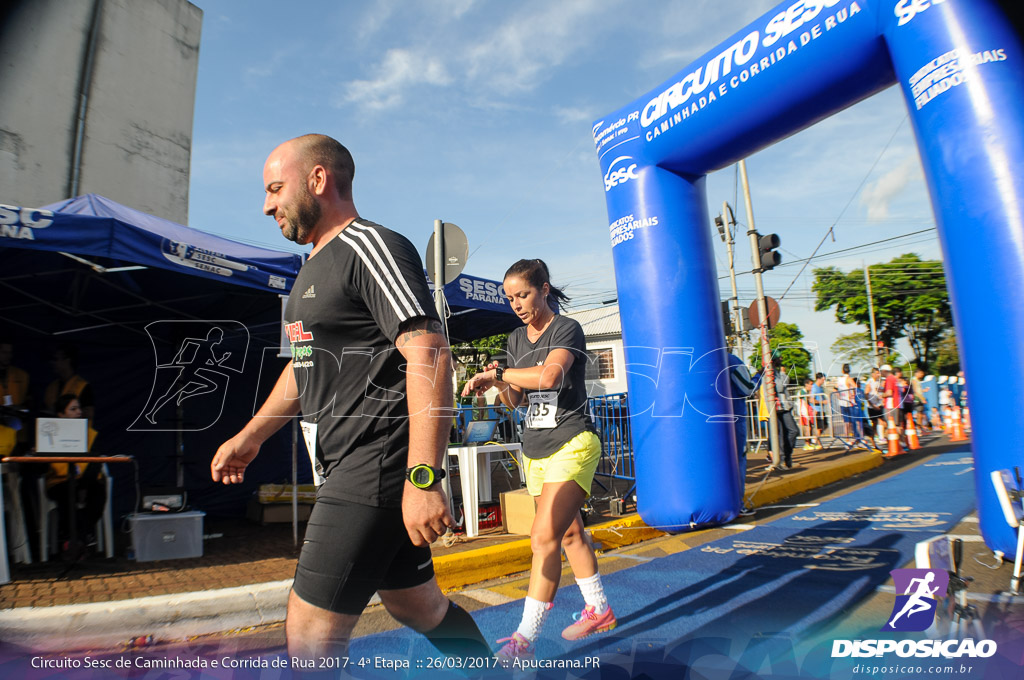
[525,391,558,429]
[300,421,325,486]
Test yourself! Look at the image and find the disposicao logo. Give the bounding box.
[883,568,948,632]
[831,567,998,659]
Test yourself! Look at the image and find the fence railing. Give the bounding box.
[454,395,638,488]
[746,387,883,453]
[587,393,635,485]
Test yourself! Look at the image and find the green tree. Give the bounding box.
[829,332,907,375]
[813,253,950,371]
[830,332,875,374]
[934,331,961,375]
[452,333,509,397]
[748,322,813,382]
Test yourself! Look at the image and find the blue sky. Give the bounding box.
[187,0,945,371]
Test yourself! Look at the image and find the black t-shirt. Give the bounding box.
[284,219,438,507]
[507,315,595,459]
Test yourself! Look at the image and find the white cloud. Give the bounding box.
[464,0,619,93]
[554,106,594,125]
[337,0,619,112]
[243,47,297,81]
[860,155,922,220]
[353,2,397,41]
[342,48,453,110]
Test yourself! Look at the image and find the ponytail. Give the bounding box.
[503,258,570,312]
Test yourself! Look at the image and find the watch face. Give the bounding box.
[411,466,433,487]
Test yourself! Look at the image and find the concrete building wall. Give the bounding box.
[0,0,202,224]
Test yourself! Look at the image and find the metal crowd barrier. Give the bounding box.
[745,386,879,455]
[587,393,635,489]
[455,394,638,494]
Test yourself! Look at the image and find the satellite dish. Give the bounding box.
[426,222,469,285]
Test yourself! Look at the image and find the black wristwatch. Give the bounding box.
[406,464,446,489]
[494,366,505,382]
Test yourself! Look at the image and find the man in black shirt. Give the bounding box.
[211,134,487,664]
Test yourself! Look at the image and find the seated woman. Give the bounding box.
[44,393,105,556]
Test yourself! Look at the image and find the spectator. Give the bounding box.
[44,345,94,422]
[921,372,938,431]
[911,368,928,430]
[773,360,799,470]
[0,338,30,456]
[896,368,915,431]
[938,376,952,421]
[853,377,881,451]
[798,378,817,449]
[726,354,755,494]
[953,372,966,408]
[880,364,907,455]
[45,394,105,558]
[811,372,828,447]
[865,367,886,446]
[835,363,863,446]
[494,394,514,443]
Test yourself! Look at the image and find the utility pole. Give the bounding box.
[721,201,744,358]
[864,261,881,366]
[739,160,781,468]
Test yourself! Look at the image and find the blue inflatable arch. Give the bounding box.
[593,0,1022,556]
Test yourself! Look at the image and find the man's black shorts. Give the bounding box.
[292,490,434,615]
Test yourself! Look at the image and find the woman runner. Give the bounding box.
[461,259,615,659]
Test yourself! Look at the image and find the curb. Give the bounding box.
[742,450,884,510]
[0,579,292,652]
[0,452,885,651]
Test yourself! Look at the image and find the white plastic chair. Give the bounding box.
[38,464,114,561]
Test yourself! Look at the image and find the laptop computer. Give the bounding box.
[454,419,498,446]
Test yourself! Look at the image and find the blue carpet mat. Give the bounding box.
[349,449,984,677]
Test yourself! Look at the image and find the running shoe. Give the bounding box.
[561,605,617,640]
[495,632,533,662]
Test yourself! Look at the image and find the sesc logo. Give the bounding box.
[604,156,639,192]
[0,204,54,241]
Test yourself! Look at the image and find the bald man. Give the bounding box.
[211,135,488,665]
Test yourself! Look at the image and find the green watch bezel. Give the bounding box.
[406,463,446,489]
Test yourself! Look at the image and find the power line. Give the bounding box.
[719,228,939,281]
[776,114,909,302]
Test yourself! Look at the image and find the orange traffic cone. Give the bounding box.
[885,416,902,457]
[949,407,967,442]
[931,408,943,432]
[905,415,921,450]
[962,407,971,431]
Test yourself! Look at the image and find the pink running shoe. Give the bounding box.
[495,632,533,661]
[561,605,617,640]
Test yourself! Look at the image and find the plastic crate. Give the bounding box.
[474,502,503,531]
[127,511,204,562]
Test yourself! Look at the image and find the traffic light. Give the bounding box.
[757,233,781,271]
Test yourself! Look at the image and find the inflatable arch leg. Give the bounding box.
[594,0,1024,556]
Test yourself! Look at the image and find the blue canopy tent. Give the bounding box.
[1,194,519,520]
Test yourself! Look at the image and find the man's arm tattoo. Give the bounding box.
[396,317,446,347]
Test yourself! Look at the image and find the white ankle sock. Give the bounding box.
[516,597,552,642]
[575,573,608,614]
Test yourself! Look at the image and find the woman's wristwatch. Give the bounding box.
[494,366,504,382]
